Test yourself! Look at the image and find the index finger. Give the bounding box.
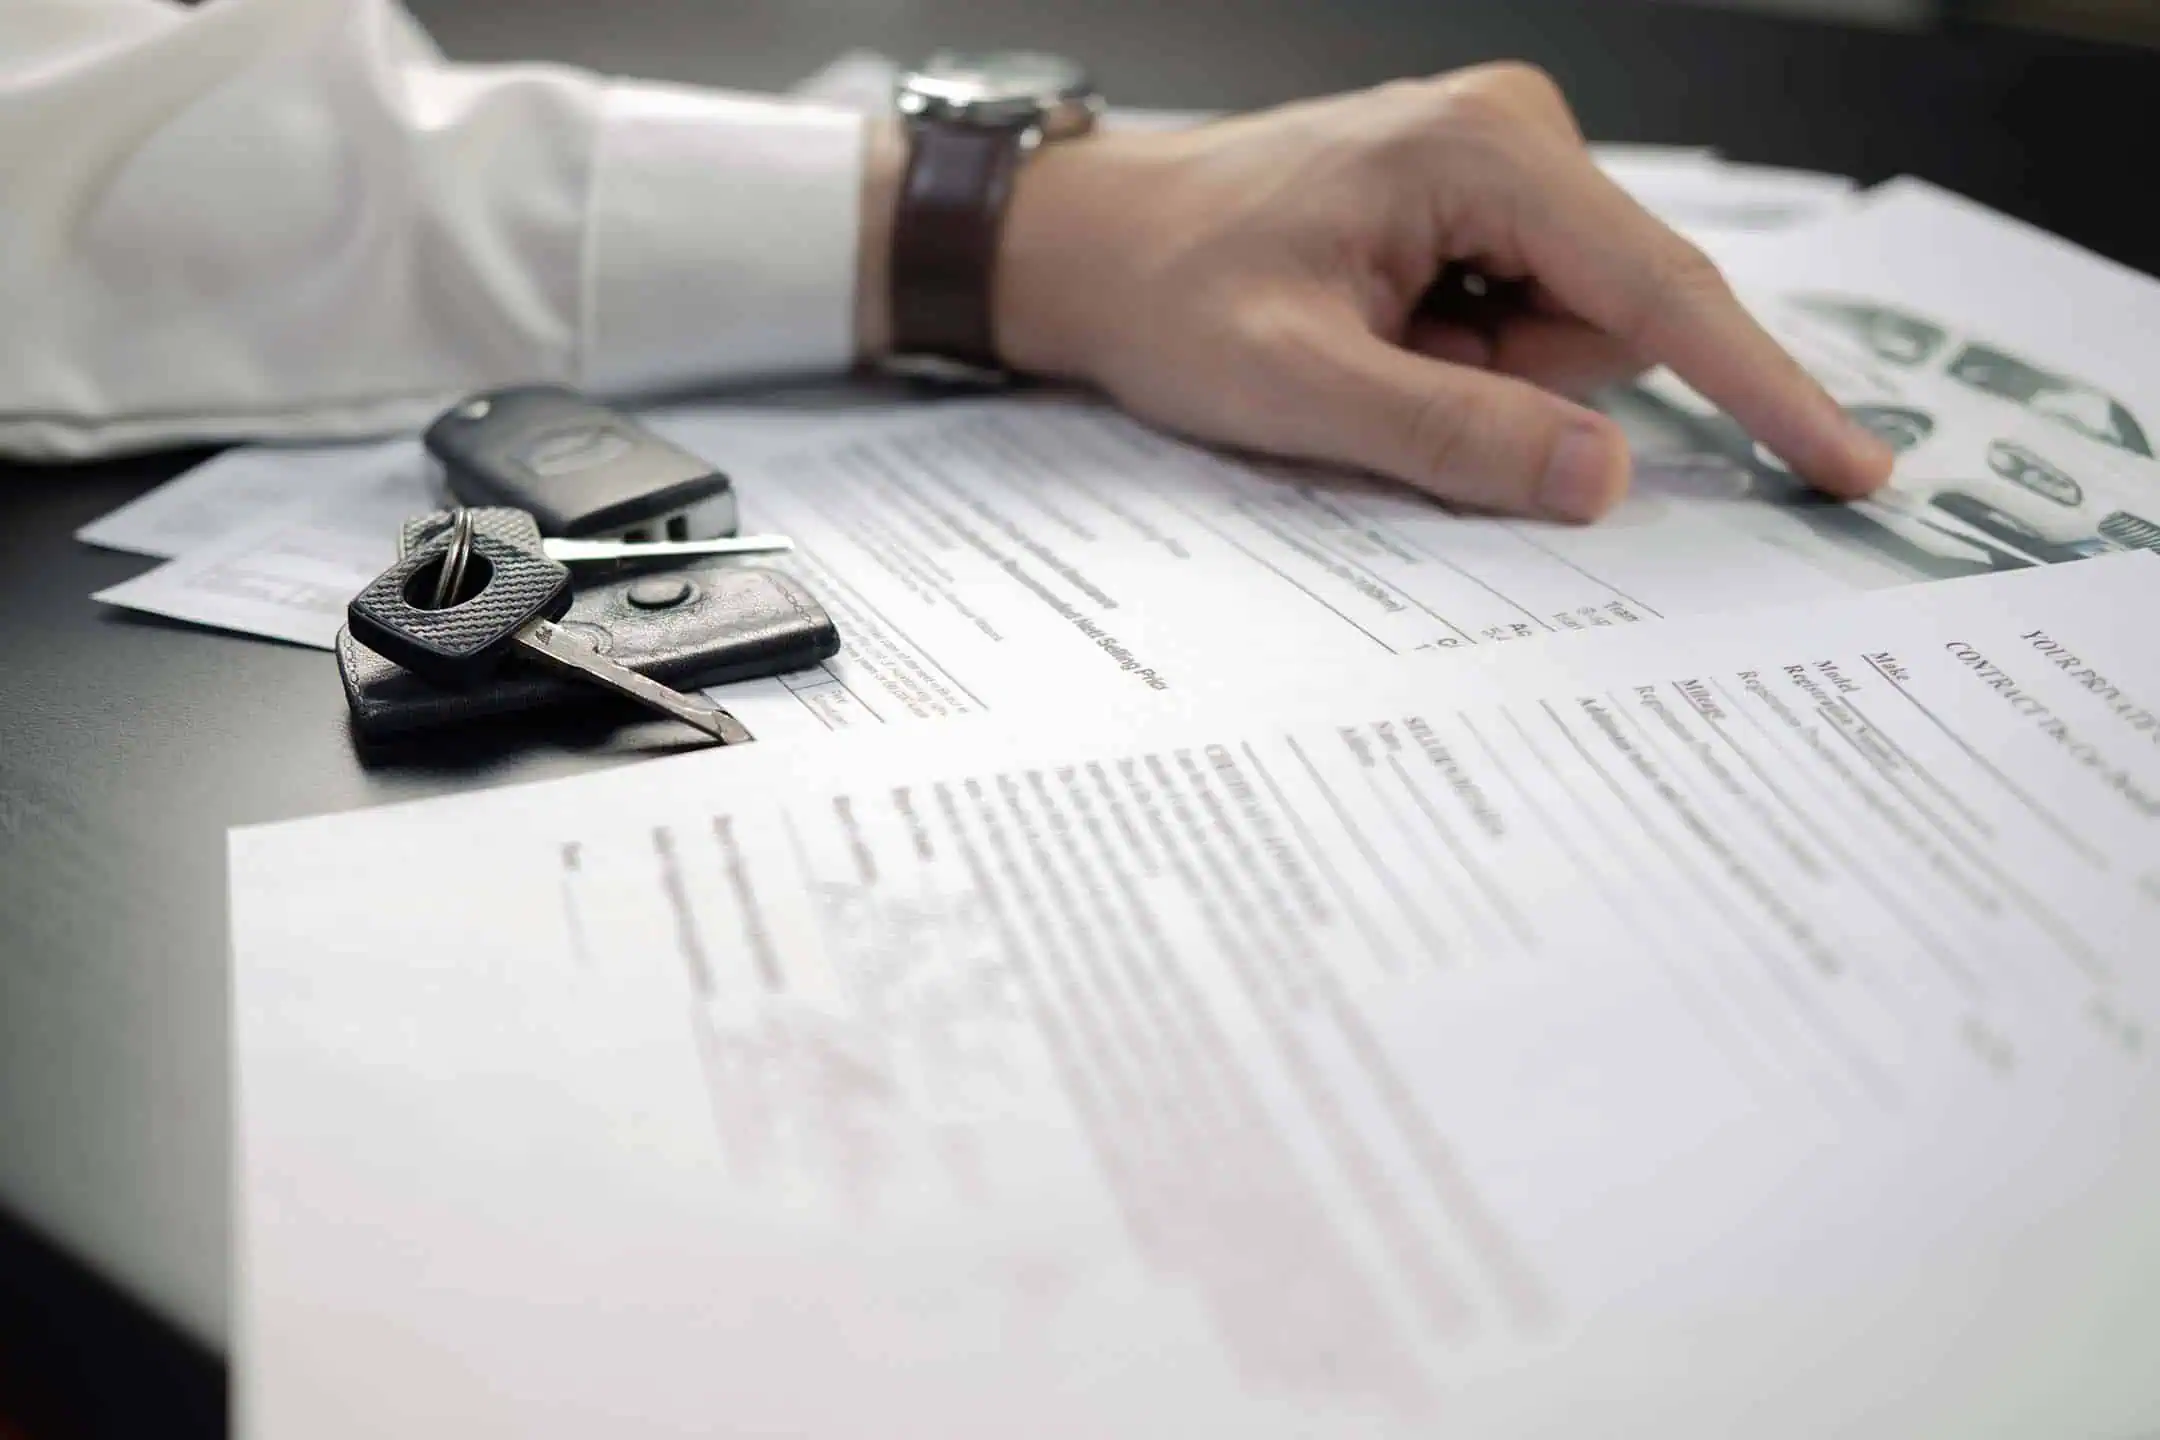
[1505,146,1894,498]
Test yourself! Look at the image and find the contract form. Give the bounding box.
[666,396,1859,739]
[231,553,2160,1439]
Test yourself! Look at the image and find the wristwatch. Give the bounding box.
[889,51,1101,375]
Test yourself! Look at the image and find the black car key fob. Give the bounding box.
[335,510,840,740]
[423,385,738,541]
[346,523,576,687]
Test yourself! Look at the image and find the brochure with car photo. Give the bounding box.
[1614,177,2160,587]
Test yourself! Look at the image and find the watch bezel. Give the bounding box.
[896,51,1101,140]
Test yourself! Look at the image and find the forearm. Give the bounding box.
[849,111,1136,379]
[0,0,863,459]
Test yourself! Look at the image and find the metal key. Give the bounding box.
[541,534,793,568]
[409,509,790,586]
[508,619,755,744]
[347,522,754,744]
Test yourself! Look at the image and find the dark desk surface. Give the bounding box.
[3,0,2154,1433]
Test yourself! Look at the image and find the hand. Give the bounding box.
[988,64,1895,522]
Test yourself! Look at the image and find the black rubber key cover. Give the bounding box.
[347,529,573,687]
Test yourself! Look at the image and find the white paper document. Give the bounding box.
[87,442,438,647]
[92,509,404,649]
[697,396,1863,743]
[75,437,426,560]
[1612,157,1856,242]
[233,554,2160,1439]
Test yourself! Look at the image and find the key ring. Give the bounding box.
[430,507,476,609]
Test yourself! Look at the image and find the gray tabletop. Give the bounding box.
[2,0,2155,1432]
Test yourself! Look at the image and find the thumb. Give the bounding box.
[1286,322,1630,522]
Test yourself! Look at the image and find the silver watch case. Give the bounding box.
[895,51,1102,144]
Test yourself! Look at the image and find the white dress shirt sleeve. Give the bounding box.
[0,0,866,459]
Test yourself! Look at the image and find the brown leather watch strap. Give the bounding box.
[890,117,1031,371]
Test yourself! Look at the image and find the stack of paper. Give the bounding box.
[139,63,2160,1438]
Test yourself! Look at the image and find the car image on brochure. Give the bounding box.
[1627,291,2160,581]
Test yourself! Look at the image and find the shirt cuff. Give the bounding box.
[583,81,864,394]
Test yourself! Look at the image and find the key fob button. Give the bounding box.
[627,575,697,611]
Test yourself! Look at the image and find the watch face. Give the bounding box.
[902,51,1095,126]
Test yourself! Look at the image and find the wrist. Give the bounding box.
[854,117,903,360]
[866,113,1140,380]
[994,133,1131,381]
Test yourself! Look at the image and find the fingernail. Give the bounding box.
[1848,425,1898,491]
[1539,422,1621,523]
